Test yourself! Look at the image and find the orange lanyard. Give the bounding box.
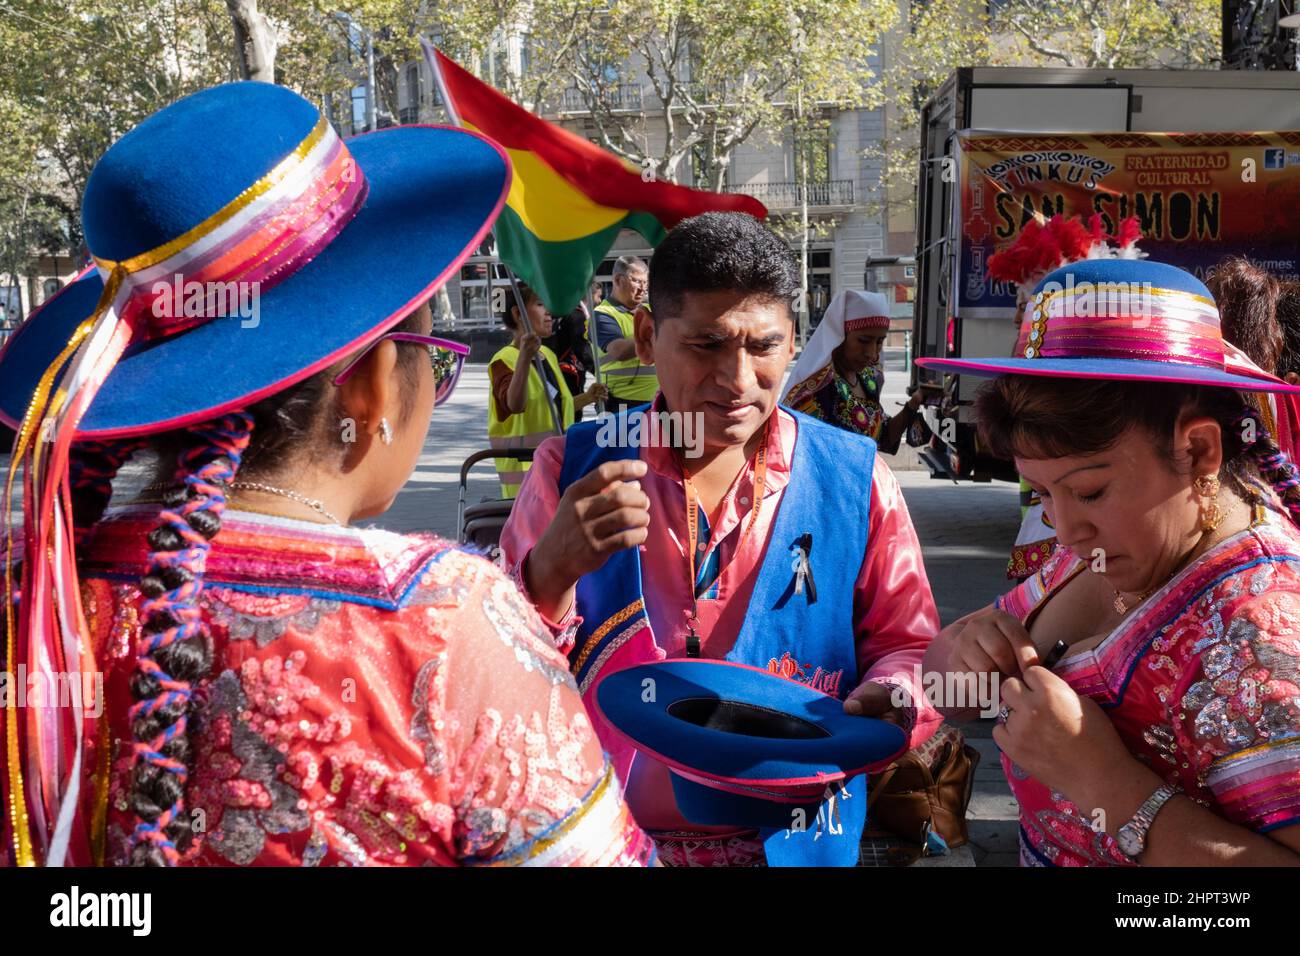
[680,416,772,656]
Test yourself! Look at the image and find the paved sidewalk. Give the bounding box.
[890,470,1021,867]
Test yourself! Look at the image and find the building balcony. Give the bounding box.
[559,84,643,113]
[724,180,856,210]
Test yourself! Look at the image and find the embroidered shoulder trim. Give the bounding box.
[84,505,455,610]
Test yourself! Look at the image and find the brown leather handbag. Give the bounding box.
[865,723,979,850]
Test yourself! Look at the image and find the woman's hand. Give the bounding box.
[583,382,609,404]
[938,606,1038,677]
[921,606,1038,720]
[519,331,542,361]
[993,666,1131,805]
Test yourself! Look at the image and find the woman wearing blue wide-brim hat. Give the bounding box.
[0,82,654,868]
[917,250,1300,867]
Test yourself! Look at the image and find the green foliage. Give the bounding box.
[992,0,1220,70]
[568,0,899,185]
[868,0,1221,222]
[0,0,235,262]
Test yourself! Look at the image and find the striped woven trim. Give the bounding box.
[466,765,651,866]
[83,505,449,609]
[1206,735,1300,831]
[572,599,645,673]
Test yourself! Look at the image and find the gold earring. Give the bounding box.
[379,418,393,445]
[1194,474,1222,533]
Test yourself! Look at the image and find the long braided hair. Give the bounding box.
[1236,405,1300,527]
[58,306,429,866]
[122,309,426,866]
[128,412,252,865]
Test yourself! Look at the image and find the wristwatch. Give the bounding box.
[1115,784,1178,860]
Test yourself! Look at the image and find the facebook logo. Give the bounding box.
[1264,148,1286,170]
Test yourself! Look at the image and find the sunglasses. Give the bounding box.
[332,332,469,407]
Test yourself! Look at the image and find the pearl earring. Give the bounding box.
[379,418,393,445]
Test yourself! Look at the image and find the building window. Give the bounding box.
[1,287,20,325]
[351,85,367,132]
[407,64,422,107]
[491,48,510,88]
[344,21,364,64]
[400,63,422,124]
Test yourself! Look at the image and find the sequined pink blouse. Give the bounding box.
[73,506,655,867]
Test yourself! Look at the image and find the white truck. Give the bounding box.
[910,66,1300,480]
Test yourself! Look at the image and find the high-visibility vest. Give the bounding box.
[488,343,574,498]
[590,298,659,402]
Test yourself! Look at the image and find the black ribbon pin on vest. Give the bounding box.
[790,532,817,603]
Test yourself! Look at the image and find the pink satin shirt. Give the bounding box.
[500,405,941,832]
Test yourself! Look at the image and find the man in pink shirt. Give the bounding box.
[501,212,941,865]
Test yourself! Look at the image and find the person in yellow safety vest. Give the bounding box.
[590,254,659,411]
[489,283,608,497]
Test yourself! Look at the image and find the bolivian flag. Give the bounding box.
[424,44,768,316]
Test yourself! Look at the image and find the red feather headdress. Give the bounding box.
[987,214,1145,304]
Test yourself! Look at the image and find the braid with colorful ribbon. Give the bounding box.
[127,411,253,866]
[1234,405,1300,528]
[68,439,148,546]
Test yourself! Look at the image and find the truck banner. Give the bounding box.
[957,130,1300,312]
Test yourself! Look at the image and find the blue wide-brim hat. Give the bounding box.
[916,257,1300,394]
[0,81,509,438]
[594,660,906,829]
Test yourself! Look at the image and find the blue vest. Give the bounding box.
[558,406,878,866]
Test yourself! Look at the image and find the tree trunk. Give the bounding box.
[226,0,277,83]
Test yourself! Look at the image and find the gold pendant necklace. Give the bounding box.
[1112,588,1154,615]
[1112,513,1239,615]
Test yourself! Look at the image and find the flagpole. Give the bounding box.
[422,38,460,126]
[424,39,564,437]
[584,286,606,417]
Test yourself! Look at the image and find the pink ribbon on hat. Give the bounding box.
[1015,282,1228,370]
[98,117,368,339]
